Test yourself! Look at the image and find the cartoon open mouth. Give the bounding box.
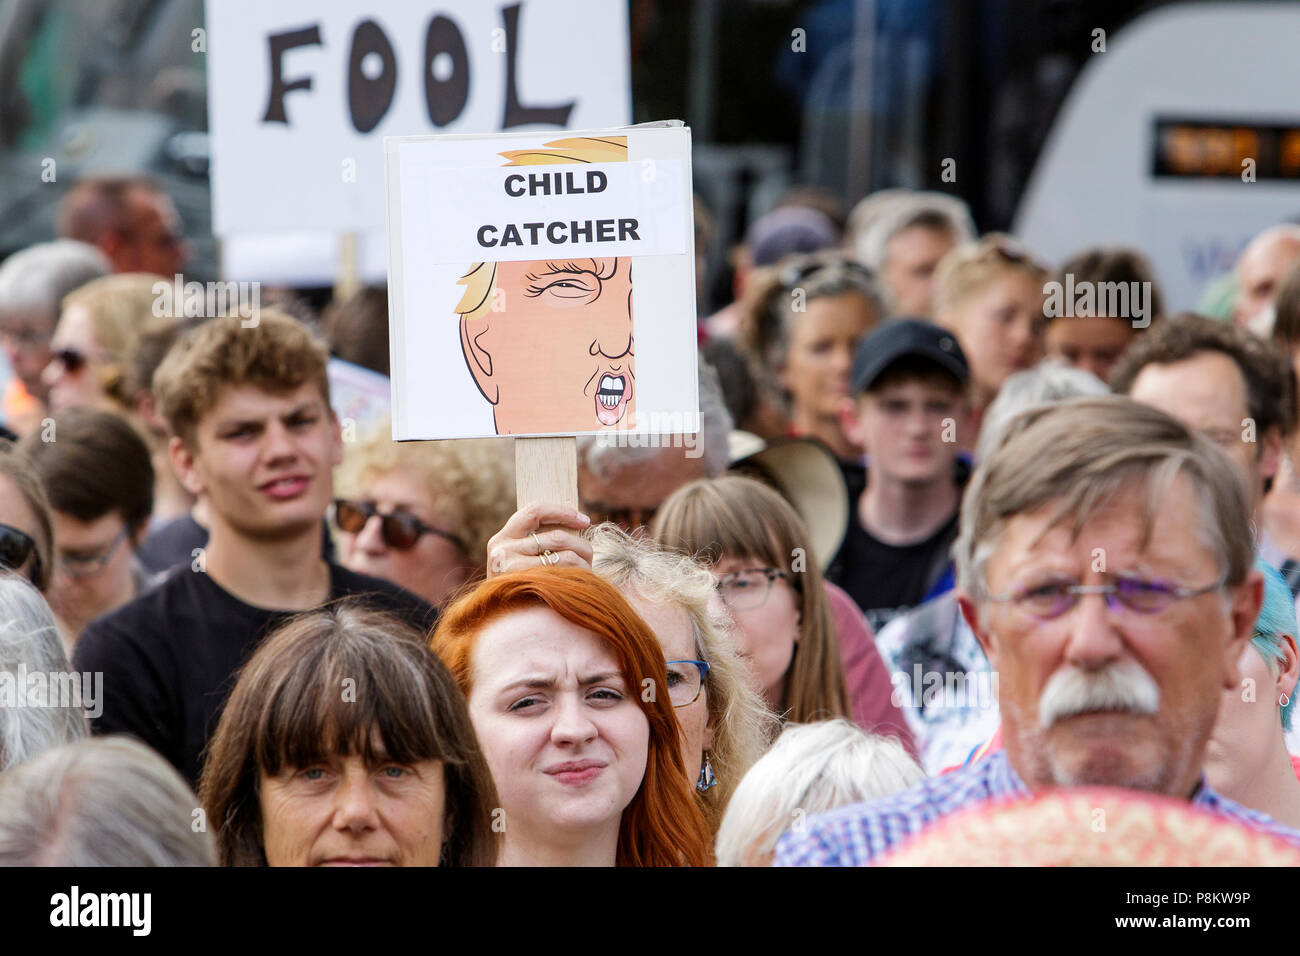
[595,373,630,426]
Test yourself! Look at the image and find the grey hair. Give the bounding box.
[715,719,924,866]
[0,574,86,770]
[955,396,1254,603]
[0,735,215,865]
[0,239,110,323]
[579,354,733,480]
[589,522,777,826]
[852,192,976,273]
[975,361,1110,463]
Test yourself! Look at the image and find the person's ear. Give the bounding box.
[957,589,996,666]
[1225,570,1265,691]
[170,434,205,497]
[460,316,498,405]
[1277,633,1300,704]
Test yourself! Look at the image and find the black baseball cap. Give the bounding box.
[851,318,970,394]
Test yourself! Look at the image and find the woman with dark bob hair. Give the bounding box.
[199,602,498,866]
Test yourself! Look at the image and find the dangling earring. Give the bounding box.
[696,752,718,792]
[1282,694,1291,707]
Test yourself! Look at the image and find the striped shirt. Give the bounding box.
[773,750,1300,866]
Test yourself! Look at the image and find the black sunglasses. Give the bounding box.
[333,499,465,552]
[0,522,41,585]
[51,348,88,373]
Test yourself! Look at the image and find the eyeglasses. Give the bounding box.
[987,573,1226,621]
[57,528,129,579]
[665,659,710,707]
[50,348,88,373]
[332,499,465,552]
[715,566,796,611]
[0,523,41,585]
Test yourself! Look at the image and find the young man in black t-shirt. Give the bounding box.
[827,319,971,633]
[73,312,436,785]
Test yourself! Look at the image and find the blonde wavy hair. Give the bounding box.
[589,523,778,831]
[60,272,164,408]
[932,232,1049,318]
[453,136,630,323]
[335,419,516,569]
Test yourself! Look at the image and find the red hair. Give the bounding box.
[432,568,713,867]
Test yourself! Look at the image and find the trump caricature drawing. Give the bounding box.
[453,136,635,435]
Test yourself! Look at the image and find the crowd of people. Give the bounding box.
[3,174,1300,866]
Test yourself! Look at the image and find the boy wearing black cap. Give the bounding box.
[827,319,971,632]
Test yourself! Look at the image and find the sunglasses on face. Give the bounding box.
[50,348,89,373]
[0,523,41,586]
[333,499,465,552]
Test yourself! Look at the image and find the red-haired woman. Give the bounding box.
[433,567,713,866]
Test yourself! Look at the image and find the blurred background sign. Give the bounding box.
[207,0,631,285]
[1014,3,1300,311]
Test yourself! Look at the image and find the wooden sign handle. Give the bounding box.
[515,436,578,511]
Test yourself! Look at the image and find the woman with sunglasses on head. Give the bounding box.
[333,421,515,607]
[652,475,852,726]
[738,252,887,461]
[931,234,1050,444]
[19,409,155,652]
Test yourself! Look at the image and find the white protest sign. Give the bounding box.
[205,0,631,238]
[385,124,699,441]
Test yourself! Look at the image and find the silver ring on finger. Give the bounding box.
[543,549,558,566]
[530,531,544,554]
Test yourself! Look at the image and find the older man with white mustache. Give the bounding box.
[775,396,1300,865]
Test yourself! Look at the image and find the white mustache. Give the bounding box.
[1037,658,1160,729]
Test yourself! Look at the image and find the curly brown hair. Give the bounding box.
[153,311,331,448]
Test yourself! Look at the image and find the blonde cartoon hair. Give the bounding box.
[454,137,629,323]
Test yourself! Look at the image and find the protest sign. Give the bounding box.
[384,123,698,444]
[206,0,631,240]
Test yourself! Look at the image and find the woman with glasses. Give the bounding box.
[20,409,155,650]
[333,420,515,607]
[737,252,886,461]
[652,475,852,725]
[433,567,713,866]
[932,234,1050,443]
[589,523,776,831]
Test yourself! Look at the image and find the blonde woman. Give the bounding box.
[651,475,851,725]
[716,719,924,866]
[334,419,516,607]
[42,273,161,414]
[589,523,777,831]
[932,234,1049,439]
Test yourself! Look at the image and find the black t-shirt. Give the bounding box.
[827,459,965,634]
[136,514,337,575]
[72,563,437,786]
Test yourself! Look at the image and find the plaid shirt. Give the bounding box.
[773,750,1300,866]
